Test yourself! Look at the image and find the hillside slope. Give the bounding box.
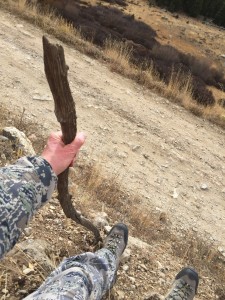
[0,7,225,254]
[42,0,225,106]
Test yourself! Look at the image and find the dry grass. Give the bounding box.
[71,159,225,294]
[0,104,225,298]
[1,0,100,57]
[70,160,167,241]
[104,39,133,72]
[167,68,193,100]
[1,0,225,129]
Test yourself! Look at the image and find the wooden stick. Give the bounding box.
[42,36,101,241]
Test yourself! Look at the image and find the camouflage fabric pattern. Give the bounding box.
[25,248,117,300]
[0,156,57,259]
[0,156,117,300]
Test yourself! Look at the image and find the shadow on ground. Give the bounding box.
[41,0,225,105]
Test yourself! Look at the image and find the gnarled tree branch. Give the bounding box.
[42,35,101,242]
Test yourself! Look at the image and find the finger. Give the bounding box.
[67,132,86,153]
[51,131,63,140]
[48,131,64,145]
[69,153,78,167]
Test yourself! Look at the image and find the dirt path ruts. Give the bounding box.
[0,9,225,248]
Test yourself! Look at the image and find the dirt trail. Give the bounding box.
[0,9,225,249]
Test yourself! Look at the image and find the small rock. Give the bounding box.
[2,289,8,294]
[54,218,60,225]
[3,127,35,156]
[128,276,136,284]
[218,246,225,257]
[158,271,165,278]
[18,290,28,295]
[144,292,164,300]
[117,152,128,159]
[0,135,9,141]
[200,183,208,190]
[140,263,148,271]
[132,145,141,152]
[159,212,167,223]
[156,261,163,269]
[23,268,34,275]
[159,278,166,285]
[93,212,109,228]
[28,134,37,142]
[32,94,52,101]
[116,290,125,300]
[122,264,129,271]
[172,188,179,199]
[104,225,112,233]
[23,227,32,237]
[1,153,6,160]
[121,248,131,264]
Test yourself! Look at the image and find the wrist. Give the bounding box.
[41,153,57,175]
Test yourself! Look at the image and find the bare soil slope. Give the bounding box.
[0,7,225,299]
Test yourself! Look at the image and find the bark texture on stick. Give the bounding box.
[42,36,101,241]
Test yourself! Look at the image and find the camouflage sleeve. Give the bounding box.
[0,156,57,259]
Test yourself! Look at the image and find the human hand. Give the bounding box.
[41,131,86,175]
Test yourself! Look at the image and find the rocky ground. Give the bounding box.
[0,6,225,300]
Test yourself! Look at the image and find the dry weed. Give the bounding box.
[172,232,225,290]
[0,105,225,296]
[1,0,225,128]
[0,0,101,58]
[104,39,133,72]
[73,160,169,241]
[71,158,225,295]
[167,68,193,101]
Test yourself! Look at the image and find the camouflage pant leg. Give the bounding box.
[24,248,117,300]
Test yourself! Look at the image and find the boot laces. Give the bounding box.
[167,279,193,299]
[106,233,121,255]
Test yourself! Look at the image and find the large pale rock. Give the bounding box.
[10,239,54,273]
[92,212,109,229]
[121,248,131,264]
[128,236,152,251]
[3,127,35,156]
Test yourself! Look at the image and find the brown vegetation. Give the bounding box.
[0,2,225,298]
[1,0,225,128]
[0,106,225,299]
[38,0,225,106]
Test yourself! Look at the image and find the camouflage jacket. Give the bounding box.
[0,156,57,259]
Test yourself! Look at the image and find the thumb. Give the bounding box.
[66,132,86,153]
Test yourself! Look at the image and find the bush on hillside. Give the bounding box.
[41,1,223,106]
[154,0,225,27]
[103,0,127,6]
[192,77,215,105]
